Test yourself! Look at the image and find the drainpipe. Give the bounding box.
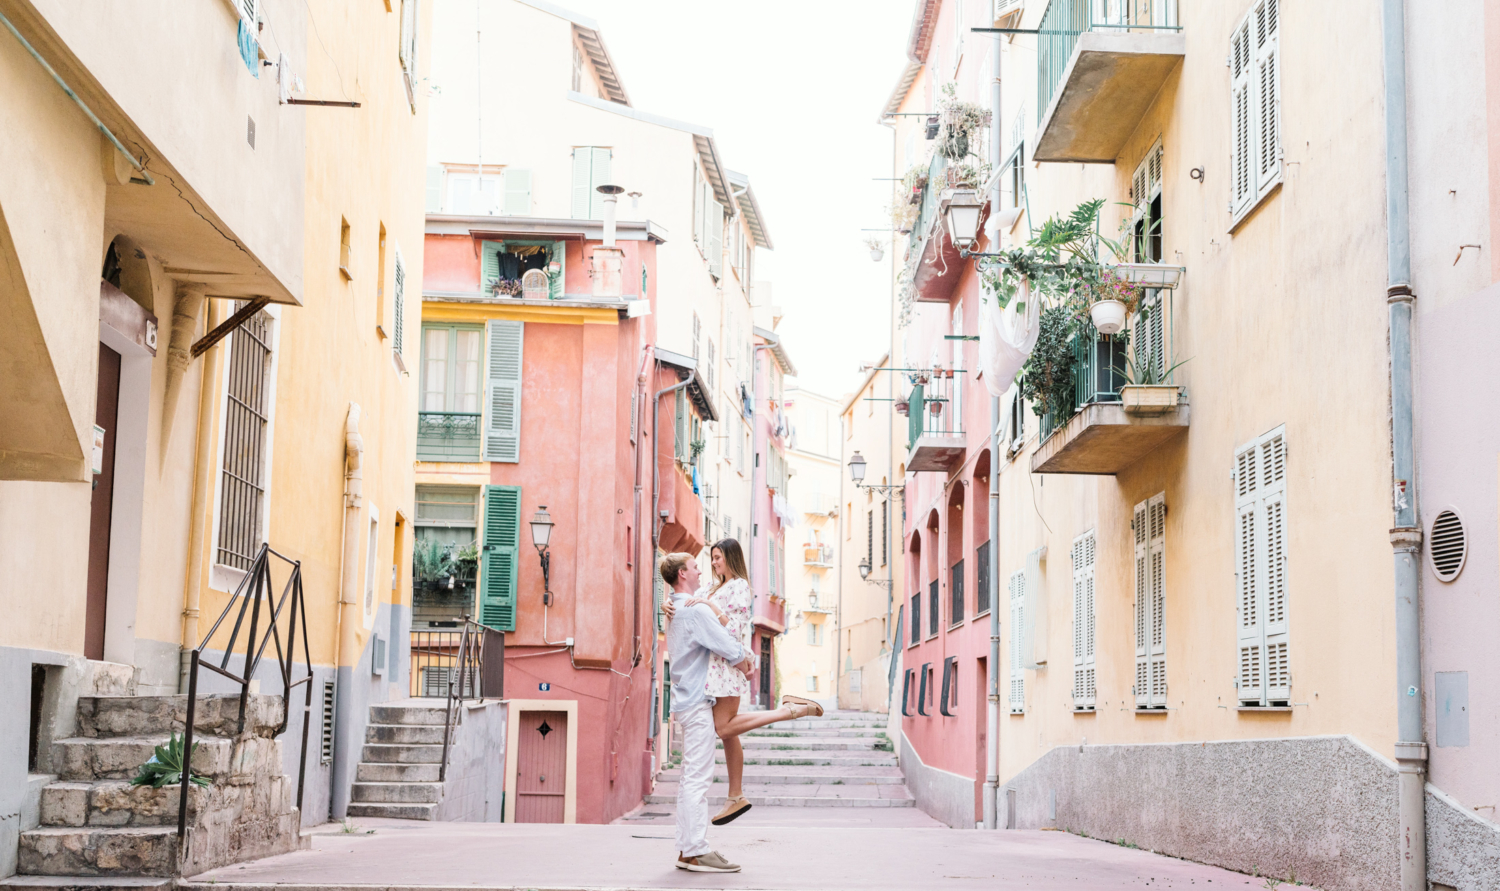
[179,295,216,692]
[648,369,695,738]
[1381,0,1424,884]
[331,402,364,819]
[632,345,654,669]
[983,26,1004,832]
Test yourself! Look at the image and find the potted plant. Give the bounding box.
[936,84,991,163]
[902,164,930,205]
[895,398,910,416]
[1121,317,1190,415]
[865,237,885,262]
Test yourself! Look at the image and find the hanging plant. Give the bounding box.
[1018,306,1079,423]
[936,83,992,162]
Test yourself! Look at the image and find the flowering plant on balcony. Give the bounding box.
[979,199,1144,316]
[936,83,992,162]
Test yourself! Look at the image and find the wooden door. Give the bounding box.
[514,711,567,823]
[85,344,121,661]
[758,635,772,708]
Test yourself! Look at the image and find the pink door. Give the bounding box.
[515,711,567,823]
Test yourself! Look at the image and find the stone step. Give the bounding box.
[367,704,447,726]
[657,767,903,786]
[363,723,445,745]
[78,695,284,740]
[345,802,438,821]
[40,781,209,828]
[1,876,174,891]
[742,727,885,739]
[645,783,914,808]
[710,753,898,767]
[19,826,179,877]
[359,743,443,764]
[727,737,884,751]
[349,782,443,804]
[354,762,440,783]
[52,737,234,782]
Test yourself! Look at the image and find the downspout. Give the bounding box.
[648,368,695,739]
[1381,0,1424,884]
[179,294,216,692]
[632,345,654,668]
[331,403,364,819]
[983,26,1004,832]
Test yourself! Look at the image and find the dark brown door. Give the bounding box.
[758,635,772,708]
[85,343,121,661]
[514,711,567,823]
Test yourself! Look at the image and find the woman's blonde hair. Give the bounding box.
[658,552,694,587]
[710,538,749,592]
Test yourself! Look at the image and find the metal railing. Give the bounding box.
[803,544,834,567]
[416,411,482,461]
[180,544,312,841]
[409,617,503,781]
[906,369,966,447]
[1039,293,1174,441]
[1037,0,1181,123]
[907,154,948,257]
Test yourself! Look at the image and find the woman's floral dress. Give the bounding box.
[704,577,753,699]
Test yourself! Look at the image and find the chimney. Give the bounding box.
[591,183,627,299]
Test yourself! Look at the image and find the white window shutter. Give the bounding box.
[425,166,443,212]
[709,202,724,279]
[392,245,405,358]
[503,169,531,215]
[1235,464,1263,704]
[1071,532,1096,709]
[1008,570,1025,712]
[1260,432,1289,701]
[590,148,612,217]
[484,321,524,462]
[571,149,592,219]
[1235,426,1289,705]
[1133,500,1150,706]
[548,241,565,300]
[1147,494,1167,707]
[1230,16,1254,218]
[1254,0,1282,198]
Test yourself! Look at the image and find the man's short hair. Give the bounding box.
[659,552,694,587]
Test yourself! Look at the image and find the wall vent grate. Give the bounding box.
[1430,509,1467,582]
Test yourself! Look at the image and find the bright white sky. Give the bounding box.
[551,0,915,400]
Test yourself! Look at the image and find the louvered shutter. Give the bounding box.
[1072,532,1096,709]
[503,169,531,215]
[709,202,724,279]
[1235,427,1289,705]
[1254,0,1282,198]
[590,148,612,217]
[484,321,524,462]
[571,149,592,219]
[674,389,688,462]
[392,245,405,358]
[481,241,502,292]
[1230,17,1254,218]
[479,485,520,631]
[1008,571,1025,712]
[1147,495,1167,707]
[425,167,443,212]
[1259,432,1289,700]
[547,241,564,300]
[1133,501,1150,705]
[1234,443,1263,703]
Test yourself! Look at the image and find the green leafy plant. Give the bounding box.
[1125,349,1190,387]
[1018,307,1078,422]
[935,83,992,162]
[129,732,211,789]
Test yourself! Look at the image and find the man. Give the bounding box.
[660,552,754,874]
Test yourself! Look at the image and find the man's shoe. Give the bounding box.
[711,795,752,825]
[676,851,742,873]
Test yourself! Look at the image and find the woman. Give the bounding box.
[663,538,823,826]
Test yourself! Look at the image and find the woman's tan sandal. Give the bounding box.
[781,695,825,718]
[711,796,752,826]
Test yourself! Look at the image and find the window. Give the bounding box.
[392,243,406,362]
[420,326,482,414]
[1008,390,1026,454]
[413,488,479,626]
[1000,141,1025,222]
[1130,142,1164,262]
[951,302,963,432]
[1134,494,1167,708]
[216,306,275,572]
[1231,0,1281,224]
[950,559,964,627]
[939,656,958,716]
[425,166,442,212]
[339,217,352,280]
[692,313,701,361]
[692,167,724,278]
[975,540,991,615]
[807,622,823,646]
[376,224,388,336]
[571,40,583,92]
[482,239,560,300]
[910,592,921,645]
[1008,570,1025,712]
[867,511,874,567]
[881,501,889,566]
[928,579,939,639]
[484,321,524,462]
[479,485,521,630]
[1071,532,1097,710]
[1235,427,1288,706]
[806,675,819,693]
[398,0,419,110]
[706,340,715,390]
[447,173,500,215]
[572,147,613,219]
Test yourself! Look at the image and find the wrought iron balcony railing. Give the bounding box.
[1037,0,1181,125]
[417,411,482,461]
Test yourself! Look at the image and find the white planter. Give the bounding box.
[870,248,885,262]
[1111,263,1184,289]
[1090,299,1128,335]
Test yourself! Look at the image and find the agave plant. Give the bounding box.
[130,731,211,788]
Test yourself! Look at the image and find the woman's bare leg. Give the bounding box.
[712,697,745,799]
[715,701,797,741]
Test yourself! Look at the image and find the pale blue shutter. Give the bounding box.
[485,320,524,462]
[425,166,443,212]
[548,241,565,300]
[571,149,592,219]
[503,169,531,215]
[589,148,612,217]
[708,201,723,279]
[481,241,502,293]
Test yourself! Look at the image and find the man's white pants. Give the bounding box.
[674,701,717,857]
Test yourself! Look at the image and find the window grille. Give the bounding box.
[910,593,921,645]
[939,656,958,716]
[216,306,274,571]
[320,680,336,763]
[881,501,888,566]
[951,559,965,626]
[928,579,939,638]
[975,540,991,615]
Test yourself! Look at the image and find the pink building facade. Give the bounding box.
[748,326,794,708]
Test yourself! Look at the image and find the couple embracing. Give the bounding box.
[659,539,824,874]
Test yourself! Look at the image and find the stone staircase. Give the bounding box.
[346,702,449,820]
[648,710,912,810]
[18,692,300,880]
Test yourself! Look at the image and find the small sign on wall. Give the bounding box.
[91,425,106,475]
[538,682,551,692]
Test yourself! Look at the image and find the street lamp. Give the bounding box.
[858,557,872,580]
[849,451,902,496]
[530,505,555,606]
[943,189,984,252]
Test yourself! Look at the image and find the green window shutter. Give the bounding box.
[425,166,443,212]
[571,148,592,219]
[590,148,612,217]
[504,169,531,215]
[481,241,503,292]
[480,485,521,631]
[484,320,524,462]
[549,241,565,300]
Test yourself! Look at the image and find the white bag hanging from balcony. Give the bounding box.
[978,275,1040,398]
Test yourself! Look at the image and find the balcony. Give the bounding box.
[417,412,482,462]
[803,544,834,568]
[902,156,989,307]
[904,369,967,473]
[1034,0,1184,163]
[1031,297,1188,475]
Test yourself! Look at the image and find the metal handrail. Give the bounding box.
[179,543,312,843]
[1037,0,1181,124]
[438,616,503,782]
